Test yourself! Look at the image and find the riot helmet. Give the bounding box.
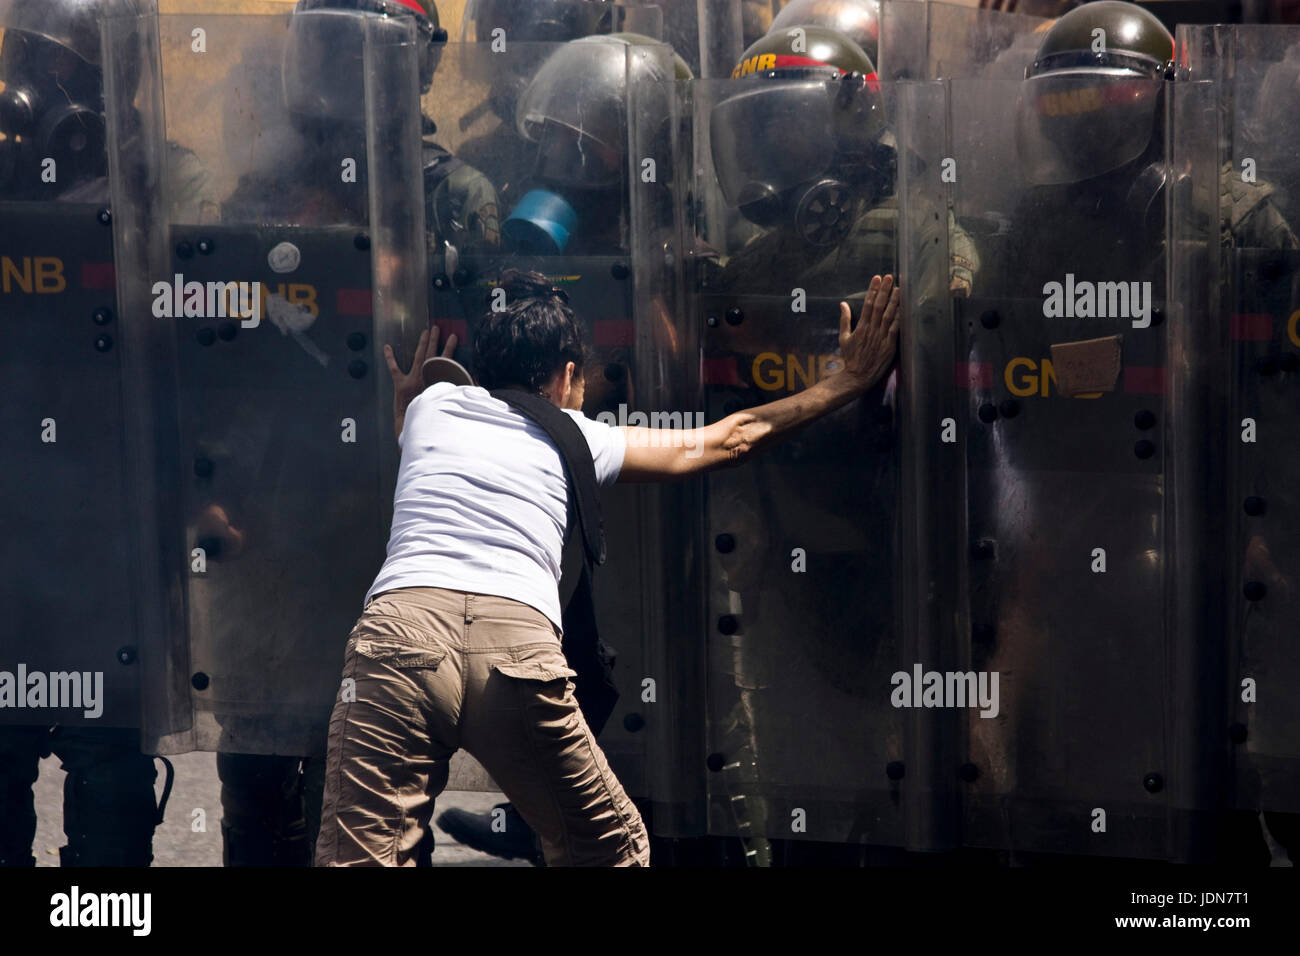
[460,2,663,137]
[768,0,880,67]
[0,0,149,198]
[283,0,446,126]
[504,32,689,254]
[1015,0,1173,186]
[710,24,888,247]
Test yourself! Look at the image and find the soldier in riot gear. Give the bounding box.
[715,27,889,280]
[954,0,1175,863]
[454,2,666,244]
[1008,2,1188,282]
[0,0,206,867]
[459,0,628,94]
[931,0,1296,863]
[0,4,112,199]
[1175,21,1300,867]
[692,21,973,865]
[502,32,689,258]
[433,29,689,865]
[710,25,976,294]
[192,0,498,867]
[1005,1,1292,274]
[226,0,498,268]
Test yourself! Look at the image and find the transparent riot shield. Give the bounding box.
[452,1,665,190]
[0,0,172,733]
[416,36,699,832]
[896,60,1217,858]
[689,68,907,856]
[107,10,428,756]
[683,4,1049,861]
[876,0,1048,82]
[1178,25,1300,820]
[692,0,1049,85]
[458,0,664,44]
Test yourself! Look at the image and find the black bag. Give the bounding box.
[490,390,620,735]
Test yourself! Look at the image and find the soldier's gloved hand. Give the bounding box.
[838,274,900,391]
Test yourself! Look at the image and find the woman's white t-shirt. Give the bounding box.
[363,382,626,628]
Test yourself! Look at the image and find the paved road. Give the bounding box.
[32,752,528,867]
[32,752,1294,866]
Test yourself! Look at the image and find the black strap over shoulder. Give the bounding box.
[490,389,607,568]
[491,388,619,734]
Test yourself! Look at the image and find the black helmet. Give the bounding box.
[503,32,688,253]
[711,25,888,246]
[460,1,664,128]
[768,0,880,68]
[516,32,689,191]
[1026,1,1173,81]
[1016,0,1173,185]
[0,0,151,198]
[283,0,446,125]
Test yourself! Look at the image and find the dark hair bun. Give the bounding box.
[498,268,569,304]
[474,268,586,392]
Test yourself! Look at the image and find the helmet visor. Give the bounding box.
[710,75,876,206]
[531,117,624,189]
[0,0,143,66]
[516,39,626,144]
[1015,70,1162,185]
[516,39,633,187]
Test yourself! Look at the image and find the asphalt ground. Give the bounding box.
[32,751,528,867]
[31,752,1293,867]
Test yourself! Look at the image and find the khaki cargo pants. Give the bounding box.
[315,586,649,867]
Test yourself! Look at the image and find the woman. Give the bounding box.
[315,269,899,866]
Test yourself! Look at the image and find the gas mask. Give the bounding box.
[0,32,107,199]
[502,32,685,256]
[503,117,625,255]
[710,70,890,247]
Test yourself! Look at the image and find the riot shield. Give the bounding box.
[450,1,662,198]
[107,10,428,756]
[691,0,1049,85]
[681,4,1052,861]
[1178,25,1300,820]
[0,0,176,731]
[896,56,1218,859]
[459,0,664,43]
[876,0,1049,82]
[688,63,905,855]
[417,36,699,831]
